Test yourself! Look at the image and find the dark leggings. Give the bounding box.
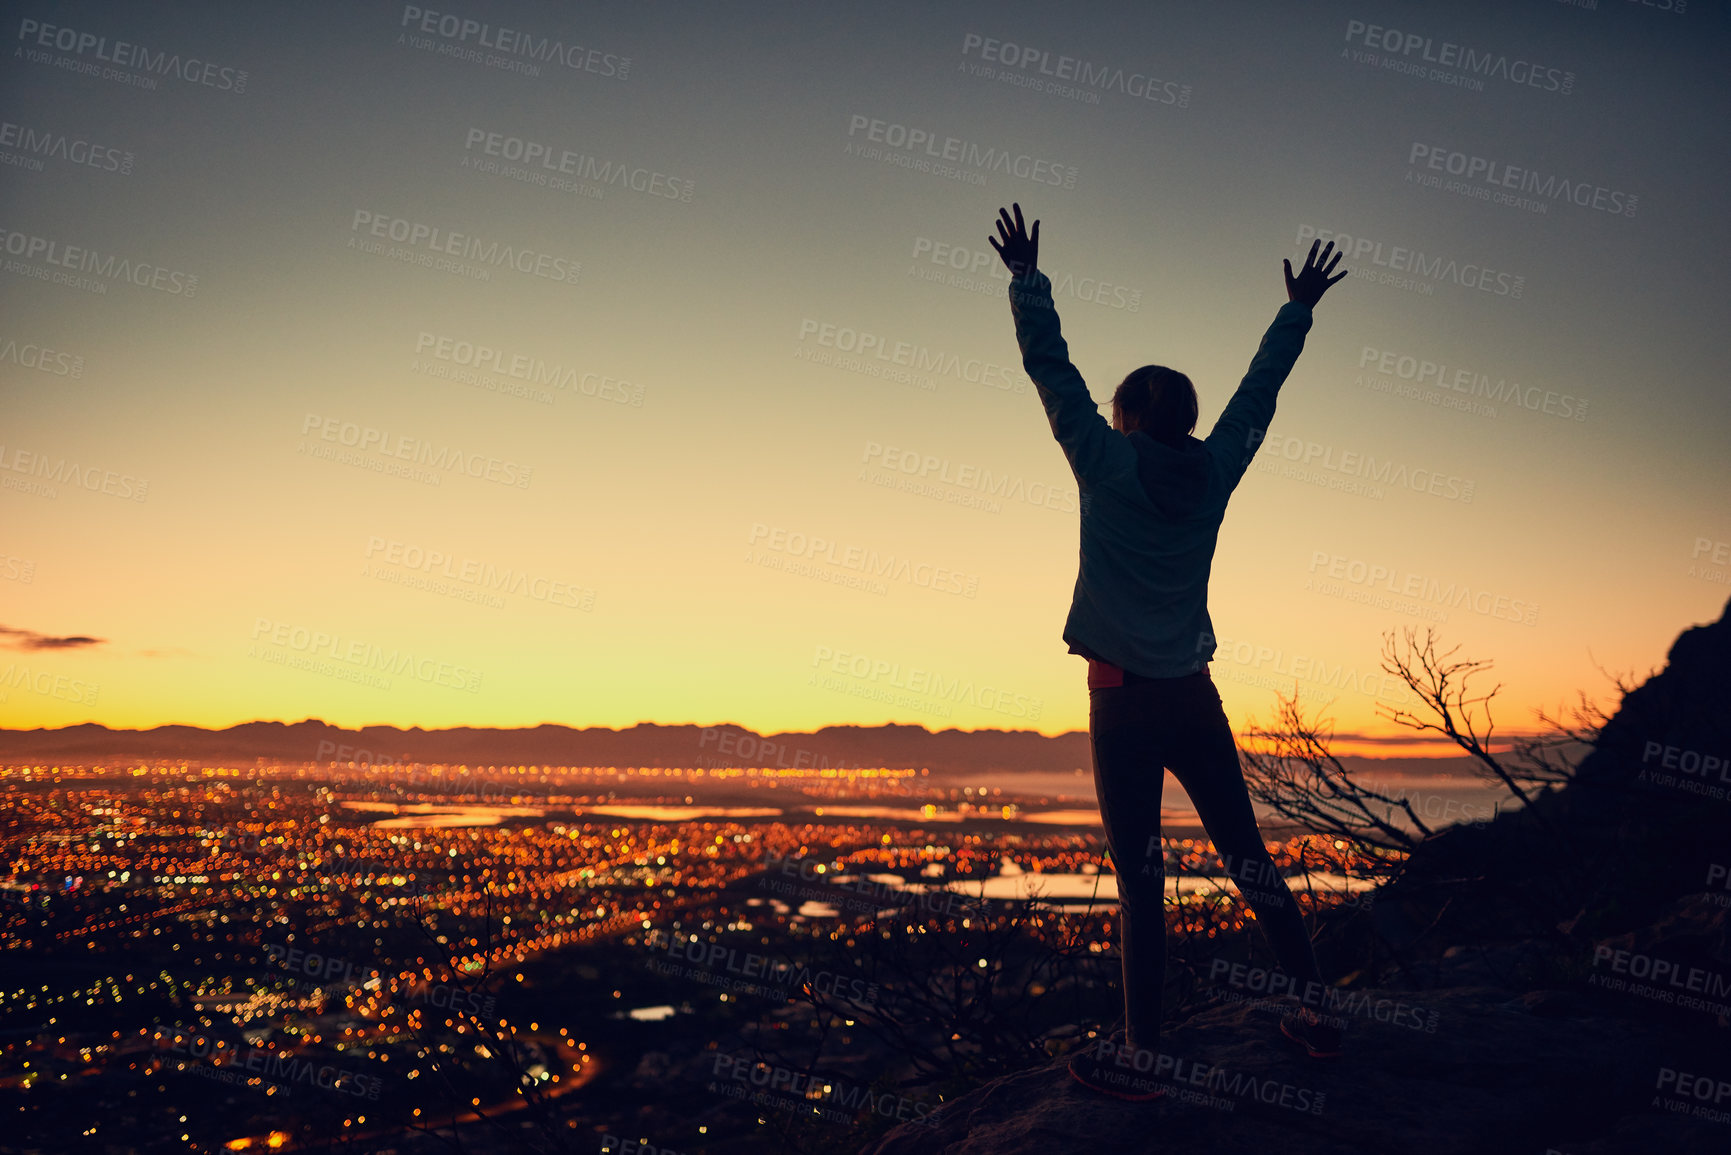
[1090,668,1323,1047]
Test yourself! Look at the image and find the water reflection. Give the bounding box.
[835,864,1377,910]
[341,801,545,828]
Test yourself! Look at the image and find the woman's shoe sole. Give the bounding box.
[1067,1057,1168,1101]
[1278,1016,1343,1059]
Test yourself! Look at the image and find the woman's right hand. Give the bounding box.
[989,203,1040,278]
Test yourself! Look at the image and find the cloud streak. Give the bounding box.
[0,625,106,651]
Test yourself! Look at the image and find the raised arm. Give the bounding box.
[1204,240,1347,488]
[991,204,1131,487]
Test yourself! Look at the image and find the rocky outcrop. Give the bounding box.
[862,984,1726,1155]
[864,596,1731,1155]
[1371,593,1731,959]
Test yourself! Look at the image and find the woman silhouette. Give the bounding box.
[989,203,1348,1099]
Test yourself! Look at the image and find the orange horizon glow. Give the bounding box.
[0,706,1581,764]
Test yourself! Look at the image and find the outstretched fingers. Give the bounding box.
[1306,240,1336,274]
[1315,242,1347,285]
[989,203,1039,273]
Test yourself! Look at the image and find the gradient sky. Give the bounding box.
[3,0,1728,745]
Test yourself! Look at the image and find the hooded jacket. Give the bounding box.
[1008,270,1313,677]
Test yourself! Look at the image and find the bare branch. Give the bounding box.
[1239,692,1429,856]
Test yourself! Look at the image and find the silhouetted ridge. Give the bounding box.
[0,718,1090,774]
[863,596,1731,1155]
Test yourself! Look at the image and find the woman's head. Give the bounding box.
[1112,365,1198,445]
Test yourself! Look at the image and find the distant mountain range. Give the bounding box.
[0,718,1479,778]
[0,719,1092,774]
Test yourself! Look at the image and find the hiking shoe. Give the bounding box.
[1067,1031,1167,1101]
[1279,1006,1344,1059]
